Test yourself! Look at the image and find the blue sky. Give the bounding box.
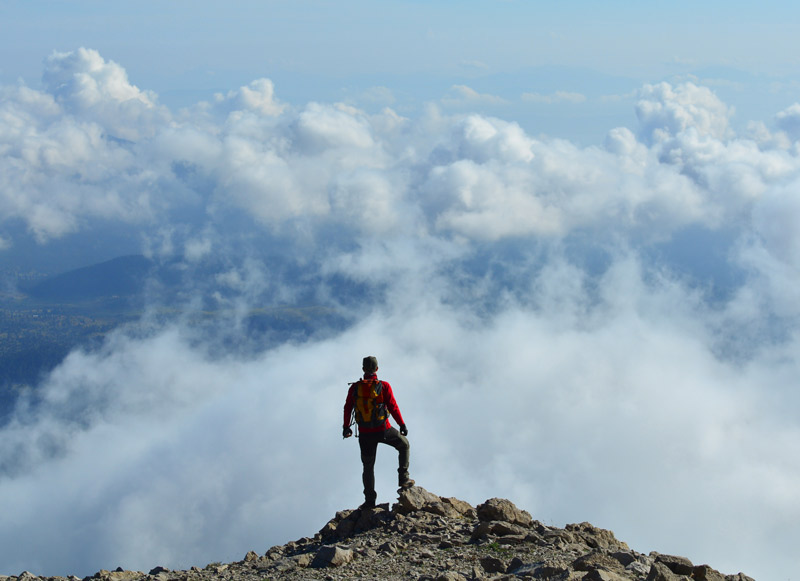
[1,3,800,580]
[3,0,800,142]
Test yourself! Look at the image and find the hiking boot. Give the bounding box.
[398,478,415,490]
[359,499,376,510]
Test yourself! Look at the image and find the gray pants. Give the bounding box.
[358,427,410,503]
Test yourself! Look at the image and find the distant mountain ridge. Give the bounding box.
[23,255,154,301]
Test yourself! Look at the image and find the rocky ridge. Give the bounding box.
[2,487,754,581]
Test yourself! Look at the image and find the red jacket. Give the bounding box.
[343,373,405,433]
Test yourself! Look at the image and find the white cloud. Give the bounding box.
[442,85,508,107]
[3,51,800,580]
[636,82,733,144]
[775,102,800,141]
[357,86,396,106]
[521,90,587,104]
[0,88,155,241]
[2,249,797,580]
[293,102,375,152]
[42,48,169,141]
[459,60,489,71]
[214,78,285,116]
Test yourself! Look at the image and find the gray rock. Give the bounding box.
[479,556,506,573]
[692,564,725,581]
[335,516,356,538]
[293,553,313,568]
[434,572,467,581]
[472,520,529,540]
[646,561,685,581]
[654,553,694,576]
[506,556,525,572]
[476,498,532,527]
[36,489,751,581]
[396,486,447,514]
[440,497,476,519]
[610,551,637,567]
[379,540,401,554]
[582,570,629,581]
[310,545,354,568]
[530,559,571,578]
[269,558,297,573]
[566,522,630,551]
[102,571,143,581]
[626,556,655,578]
[572,550,625,573]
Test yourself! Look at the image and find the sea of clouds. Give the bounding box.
[1,48,799,580]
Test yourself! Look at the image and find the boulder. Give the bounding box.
[268,558,297,574]
[654,553,694,576]
[440,496,477,519]
[310,545,354,568]
[583,570,630,581]
[479,556,507,573]
[435,573,467,581]
[532,559,571,578]
[610,551,637,567]
[573,551,626,573]
[101,571,143,581]
[472,520,529,540]
[567,522,630,551]
[395,486,446,514]
[646,561,685,581]
[476,498,532,527]
[692,564,725,581]
[293,553,313,568]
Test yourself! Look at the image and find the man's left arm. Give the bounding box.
[382,381,407,434]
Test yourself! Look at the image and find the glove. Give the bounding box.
[343,426,353,438]
[400,424,408,436]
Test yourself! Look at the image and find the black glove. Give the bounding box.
[400,424,408,436]
[343,426,353,438]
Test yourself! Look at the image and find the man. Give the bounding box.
[343,356,413,508]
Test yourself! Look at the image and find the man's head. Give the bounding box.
[363,356,378,373]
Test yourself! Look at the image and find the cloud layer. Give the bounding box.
[2,49,800,580]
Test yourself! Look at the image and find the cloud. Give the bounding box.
[0,82,157,242]
[442,85,508,107]
[42,48,169,141]
[2,51,800,580]
[459,60,489,72]
[775,102,800,141]
[213,78,285,117]
[521,90,587,104]
[357,86,396,106]
[635,82,733,144]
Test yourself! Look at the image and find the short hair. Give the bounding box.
[362,356,378,372]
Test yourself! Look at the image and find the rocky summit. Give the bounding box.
[2,487,754,581]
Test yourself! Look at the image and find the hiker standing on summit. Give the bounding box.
[343,356,413,508]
